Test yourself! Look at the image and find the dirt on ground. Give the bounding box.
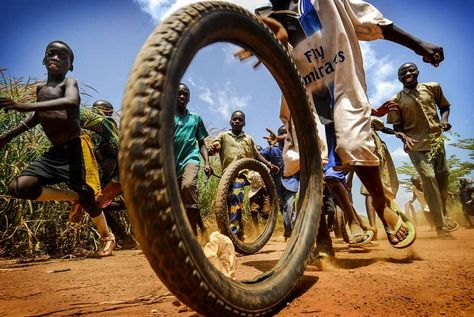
[1,226,473,317]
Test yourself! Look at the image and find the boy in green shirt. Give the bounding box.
[174,83,211,241]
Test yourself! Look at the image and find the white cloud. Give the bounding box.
[360,42,400,107]
[189,80,251,119]
[134,0,270,23]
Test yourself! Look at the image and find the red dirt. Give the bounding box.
[1,226,473,317]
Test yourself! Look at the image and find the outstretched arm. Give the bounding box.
[0,78,80,112]
[256,151,279,174]
[0,114,39,148]
[380,24,444,67]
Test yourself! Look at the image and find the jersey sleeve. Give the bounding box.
[344,0,392,41]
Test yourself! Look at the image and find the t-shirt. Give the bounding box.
[260,145,300,193]
[212,131,259,172]
[279,0,392,168]
[174,110,208,177]
[387,82,450,152]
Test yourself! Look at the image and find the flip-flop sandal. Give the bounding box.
[385,210,416,249]
[348,229,374,247]
[444,218,459,232]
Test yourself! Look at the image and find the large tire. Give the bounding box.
[119,2,323,316]
[214,158,278,255]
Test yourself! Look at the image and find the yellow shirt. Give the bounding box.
[387,82,450,152]
[212,131,259,172]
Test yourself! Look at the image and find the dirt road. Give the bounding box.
[1,226,473,317]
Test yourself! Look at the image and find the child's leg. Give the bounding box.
[8,176,43,200]
[355,166,409,243]
[179,164,202,236]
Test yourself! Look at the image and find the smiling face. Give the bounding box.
[43,42,73,75]
[398,63,419,89]
[230,111,245,134]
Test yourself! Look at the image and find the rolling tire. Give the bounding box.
[214,158,278,255]
[119,2,323,316]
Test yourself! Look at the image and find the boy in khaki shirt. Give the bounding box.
[387,62,458,238]
[209,110,278,239]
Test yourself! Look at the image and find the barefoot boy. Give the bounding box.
[0,41,115,256]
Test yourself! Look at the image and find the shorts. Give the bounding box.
[19,135,100,195]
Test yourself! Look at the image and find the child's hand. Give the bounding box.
[208,143,219,155]
[263,128,277,145]
[0,97,17,111]
[372,101,398,117]
[419,42,444,67]
[204,164,213,178]
[395,132,418,151]
[268,163,280,174]
[439,120,452,131]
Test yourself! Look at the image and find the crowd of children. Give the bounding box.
[1,0,473,263]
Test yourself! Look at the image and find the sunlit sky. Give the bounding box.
[2,0,473,213]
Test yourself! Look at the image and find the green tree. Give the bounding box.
[450,138,474,170]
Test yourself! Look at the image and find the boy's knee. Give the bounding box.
[8,178,41,200]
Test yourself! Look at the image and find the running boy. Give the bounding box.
[0,41,115,256]
[209,110,279,239]
[174,83,211,242]
[387,62,458,238]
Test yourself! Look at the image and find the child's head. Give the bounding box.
[398,62,419,88]
[177,83,190,112]
[230,110,245,133]
[43,41,74,73]
[92,100,114,117]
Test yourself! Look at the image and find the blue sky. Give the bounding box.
[2,0,473,213]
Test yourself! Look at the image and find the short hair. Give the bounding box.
[47,40,74,65]
[231,110,245,120]
[92,100,114,116]
[179,82,189,90]
[278,125,286,135]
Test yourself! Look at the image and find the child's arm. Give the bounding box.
[0,78,80,112]
[0,114,39,148]
[439,107,451,131]
[208,140,220,156]
[372,101,399,117]
[199,139,212,177]
[393,127,418,152]
[380,24,444,67]
[256,152,279,174]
